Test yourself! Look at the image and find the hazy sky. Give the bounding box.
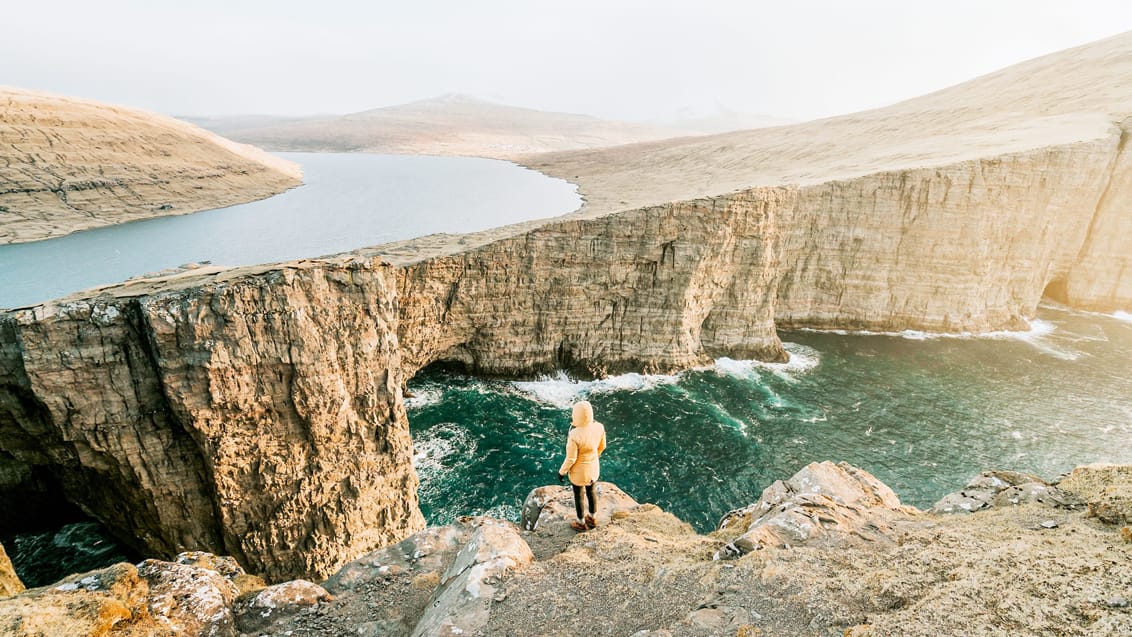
[4,1,1132,122]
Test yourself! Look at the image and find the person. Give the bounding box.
[557,400,607,532]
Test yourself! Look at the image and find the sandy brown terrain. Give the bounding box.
[0,87,302,244]
[523,30,1132,217]
[211,94,704,159]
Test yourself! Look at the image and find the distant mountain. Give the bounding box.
[0,87,302,244]
[192,95,703,159]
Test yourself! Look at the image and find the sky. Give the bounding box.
[3,1,1132,123]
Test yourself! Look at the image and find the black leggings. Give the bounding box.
[572,483,597,520]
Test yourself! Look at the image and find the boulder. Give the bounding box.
[410,518,533,637]
[715,461,909,559]
[520,481,640,533]
[0,541,23,598]
[323,523,473,595]
[930,470,1083,514]
[233,579,332,635]
[136,559,239,637]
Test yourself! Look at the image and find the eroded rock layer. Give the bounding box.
[0,262,424,581]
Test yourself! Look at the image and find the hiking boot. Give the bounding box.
[585,514,597,529]
[570,520,588,532]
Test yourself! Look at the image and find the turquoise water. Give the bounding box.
[0,152,580,309]
[408,305,1132,532]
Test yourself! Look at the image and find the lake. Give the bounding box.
[0,152,581,309]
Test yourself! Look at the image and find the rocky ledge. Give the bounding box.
[2,462,1128,636]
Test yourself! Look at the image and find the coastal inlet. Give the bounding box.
[408,305,1132,532]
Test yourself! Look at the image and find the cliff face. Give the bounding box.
[0,541,22,598]
[398,188,789,377]
[0,87,302,244]
[0,262,423,581]
[776,133,1130,329]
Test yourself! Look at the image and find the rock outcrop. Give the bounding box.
[3,465,1131,636]
[0,87,302,244]
[929,469,1084,514]
[397,189,788,376]
[714,461,914,559]
[0,542,22,598]
[0,261,424,581]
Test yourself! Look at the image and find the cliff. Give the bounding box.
[0,87,302,244]
[3,32,1132,582]
[0,542,21,598]
[1,463,1128,636]
[523,30,1132,316]
[0,261,423,581]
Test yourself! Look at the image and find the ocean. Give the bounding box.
[408,304,1132,531]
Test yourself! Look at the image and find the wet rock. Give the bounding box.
[0,541,23,597]
[410,518,533,637]
[136,559,239,637]
[233,579,332,635]
[715,462,909,558]
[520,481,640,533]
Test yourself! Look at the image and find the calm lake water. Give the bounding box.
[408,305,1132,532]
[0,152,581,309]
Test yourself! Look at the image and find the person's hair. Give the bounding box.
[571,400,594,428]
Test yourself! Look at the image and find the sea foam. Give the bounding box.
[510,370,679,408]
[801,318,1080,360]
[411,422,473,476]
[713,342,821,381]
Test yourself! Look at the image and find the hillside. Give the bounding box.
[0,87,302,244]
[208,94,700,158]
[525,30,1132,216]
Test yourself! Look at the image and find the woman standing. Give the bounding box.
[557,400,607,532]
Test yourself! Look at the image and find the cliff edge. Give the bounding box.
[3,33,1132,583]
[1,463,1127,636]
[0,87,302,244]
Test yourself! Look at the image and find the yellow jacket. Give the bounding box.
[558,421,607,486]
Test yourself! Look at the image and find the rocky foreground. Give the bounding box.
[0,87,302,244]
[1,462,1128,636]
